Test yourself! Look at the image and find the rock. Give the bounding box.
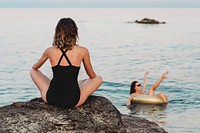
[135,18,166,24]
[0,96,167,133]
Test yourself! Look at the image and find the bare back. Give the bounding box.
[48,46,85,67]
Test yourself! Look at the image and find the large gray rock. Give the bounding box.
[0,96,167,133]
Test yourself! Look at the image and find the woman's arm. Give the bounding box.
[82,48,96,79]
[141,71,149,93]
[32,48,49,70]
[126,98,132,107]
[126,93,139,106]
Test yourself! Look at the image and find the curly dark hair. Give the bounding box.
[53,18,78,50]
[130,81,138,94]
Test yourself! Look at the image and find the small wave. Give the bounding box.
[169,99,186,104]
[196,57,200,60]
[170,98,200,105]
[102,81,129,87]
[96,87,129,95]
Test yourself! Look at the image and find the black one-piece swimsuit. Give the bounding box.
[46,48,80,109]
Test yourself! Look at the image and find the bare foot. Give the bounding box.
[162,70,169,79]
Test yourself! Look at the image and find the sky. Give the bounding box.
[0,0,200,8]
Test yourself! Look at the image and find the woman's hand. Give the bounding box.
[144,71,150,77]
[126,99,131,106]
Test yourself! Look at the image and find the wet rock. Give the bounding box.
[135,18,166,24]
[0,96,167,132]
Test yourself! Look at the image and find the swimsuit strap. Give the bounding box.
[57,49,72,66]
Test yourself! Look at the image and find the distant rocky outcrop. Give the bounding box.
[135,18,166,24]
[0,96,167,133]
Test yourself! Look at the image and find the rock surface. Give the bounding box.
[0,96,167,133]
[135,18,166,24]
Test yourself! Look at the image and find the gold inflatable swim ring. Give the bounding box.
[132,95,165,105]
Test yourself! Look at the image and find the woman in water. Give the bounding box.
[126,71,169,106]
[30,18,103,109]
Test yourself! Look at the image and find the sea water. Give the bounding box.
[0,8,200,133]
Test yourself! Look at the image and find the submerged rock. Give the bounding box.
[0,96,167,132]
[135,18,166,24]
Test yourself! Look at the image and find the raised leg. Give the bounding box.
[157,92,168,103]
[30,68,50,103]
[148,71,169,96]
[75,76,103,107]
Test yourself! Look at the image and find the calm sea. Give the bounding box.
[0,8,200,133]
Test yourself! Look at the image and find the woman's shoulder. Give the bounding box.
[75,45,89,54]
[46,46,60,52]
[76,45,88,50]
[43,47,58,55]
[45,46,55,51]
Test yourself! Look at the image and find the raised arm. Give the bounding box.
[82,48,96,79]
[141,71,149,93]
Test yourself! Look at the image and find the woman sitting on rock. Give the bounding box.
[30,18,103,109]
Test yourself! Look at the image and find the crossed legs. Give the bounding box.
[148,71,169,103]
[30,68,50,103]
[75,76,103,107]
[30,68,103,107]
